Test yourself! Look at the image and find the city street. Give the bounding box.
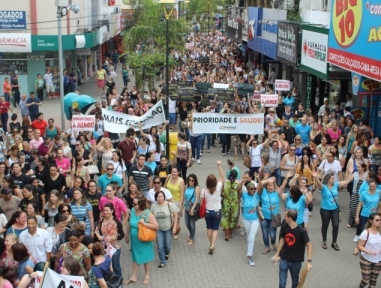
[38,67,362,288]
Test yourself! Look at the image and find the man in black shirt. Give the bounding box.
[278,119,296,144]
[11,73,20,108]
[272,210,312,288]
[11,162,30,189]
[85,180,101,227]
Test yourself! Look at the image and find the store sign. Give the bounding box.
[225,16,242,43]
[75,35,85,49]
[0,11,26,30]
[351,72,381,96]
[98,26,109,44]
[31,35,76,51]
[300,26,328,79]
[327,0,381,82]
[275,79,290,91]
[306,74,313,108]
[76,48,91,55]
[0,33,31,52]
[277,22,300,65]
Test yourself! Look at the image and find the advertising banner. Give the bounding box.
[72,115,95,131]
[327,0,381,81]
[0,11,26,30]
[300,25,329,79]
[277,22,300,65]
[351,73,381,95]
[192,113,264,134]
[102,100,166,133]
[225,16,243,43]
[0,32,31,52]
[261,94,278,107]
[275,79,290,91]
[236,83,255,96]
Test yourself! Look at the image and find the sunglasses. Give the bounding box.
[75,144,80,146]
[253,143,258,145]
[107,168,114,171]
[290,149,296,152]
[295,139,301,141]
[248,187,256,190]
[188,179,195,182]
[62,209,69,213]
[27,131,33,133]
[374,219,381,222]
[105,189,113,192]
[154,182,161,184]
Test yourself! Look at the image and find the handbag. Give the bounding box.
[87,164,99,174]
[199,190,206,218]
[243,154,251,169]
[184,188,199,216]
[267,192,281,227]
[257,206,264,222]
[168,203,180,235]
[94,264,122,288]
[230,135,241,146]
[138,211,156,242]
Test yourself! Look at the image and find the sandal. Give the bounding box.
[346,224,352,228]
[322,241,327,249]
[209,247,214,255]
[187,239,194,246]
[331,243,340,251]
[142,278,150,285]
[224,236,229,241]
[272,244,278,251]
[353,248,359,255]
[262,248,270,254]
[124,279,137,285]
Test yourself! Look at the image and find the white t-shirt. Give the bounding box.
[248,144,263,167]
[203,181,222,211]
[149,142,165,162]
[360,229,381,263]
[0,213,7,238]
[168,98,176,113]
[108,160,127,179]
[318,159,342,181]
[44,73,53,85]
[147,188,173,204]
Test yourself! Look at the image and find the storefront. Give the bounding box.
[327,0,381,134]
[247,7,287,74]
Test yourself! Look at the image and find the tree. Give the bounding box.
[287,0,302,22]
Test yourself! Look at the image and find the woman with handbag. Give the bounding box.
[125,195,158,285]
[200,161,224,255]
[183,173,200,246]
[313,171,351,250]
[87,242,112,288]
[221,169,239,241]
[94,203,125,278]
[150,191,178,268]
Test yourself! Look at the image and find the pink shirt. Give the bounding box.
[29,137,44,150]
[99,196,127,222]
[328,128,341,143]
[55,157,71,176]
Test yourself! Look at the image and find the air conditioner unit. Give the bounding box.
[115,7,120,14]
[322,0,328,11]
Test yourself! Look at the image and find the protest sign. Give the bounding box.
[199,56,209,64]
[192,113,264,134]
[35,268,83,288]
[178,81,194,87]
[71,115,95,131]
[261,94,279,107]
[102,100,166,133]
[162,83,178,99]
[195,82,212,95]
[177,88,196,102]
[253,91,261,102]
[236,83,254,96]
[208,88,235,102]
[275,79,290,91]
[213,83,230,89]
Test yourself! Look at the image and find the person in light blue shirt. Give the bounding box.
[145,152,157,174]
[282,94,295,111]
[314,171,351,250]
[295,117,311,145]
[97,163,123,195]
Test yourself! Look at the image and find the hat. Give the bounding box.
[1,188,11,195]
[324,97,329,101]
[43,135,49,140]
[269,108,276,112]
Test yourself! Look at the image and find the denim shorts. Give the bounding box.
[205,209,221,230]
[169,113,177,124]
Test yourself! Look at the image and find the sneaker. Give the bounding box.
[353,235,359,242]
[191,158,195,161]
[197,159,201,164]
[222,153,226,156]
[200,152,203,157]
[247,259,255,266]
[158,264,166,269]
[240,231,246,236]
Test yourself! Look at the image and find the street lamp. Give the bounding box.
[158,0,176,158]
[55,0,80,130]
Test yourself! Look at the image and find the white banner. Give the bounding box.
[261,94,278,107]
[72,115,95,131]
[213,83,230,89]
[102,100,166,133]
[35,268,84,288]
[275,79,290,91]
[192,113,264,134]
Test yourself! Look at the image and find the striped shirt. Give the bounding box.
[70,202,92,235]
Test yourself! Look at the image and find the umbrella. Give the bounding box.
[63,93,97,120]
[297,266,308,288]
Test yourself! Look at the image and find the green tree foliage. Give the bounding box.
[287,0,302,22]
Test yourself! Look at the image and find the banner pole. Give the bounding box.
[39,262,51,288]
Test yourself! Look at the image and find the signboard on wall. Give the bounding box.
[277,22,300,65]
[0,33,31,52]
[225,16,242,43]
[0,11,26,30]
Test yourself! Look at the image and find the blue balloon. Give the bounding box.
[63,93,97,120]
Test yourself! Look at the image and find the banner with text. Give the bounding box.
[192,113,264,134]
[275,80,290,91]
[102,100,166,133]
[72,115,95,131]
[35,268,83,288]
[261,94,278,107]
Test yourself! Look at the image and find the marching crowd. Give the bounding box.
[0,29,378,288]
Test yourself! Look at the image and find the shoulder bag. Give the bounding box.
[268,192,281,227]
[198,188,206,218]
[328,187,342,222]
[168,202,180,235]
[184,188,199,216]
[87,162,100,174]
[94,262,122,288]
[243,149,252,169]
[138,211,156,242]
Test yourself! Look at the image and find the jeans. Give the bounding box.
[184,210,196,240]
[123,76,128,86]
[37,88,44,101]
[0,113,8,134]
[242,218,260,256]
[3,93,9,102]
[156,228,172,265]
[201,133,211,150]
[279,259,302,288]
[189,135,202,160]
[221,134,231,154]
[111,248,122,277]
[176,158,188,181]
[273,168,282,186]
[320,208,339,242]
[260,218,277,248]
[371,164,380,174]
[250,167,260,179]
[13,90,20,108]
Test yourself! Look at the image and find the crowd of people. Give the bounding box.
[0,28,379,288]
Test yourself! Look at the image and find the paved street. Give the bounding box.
[38,66,363,288]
